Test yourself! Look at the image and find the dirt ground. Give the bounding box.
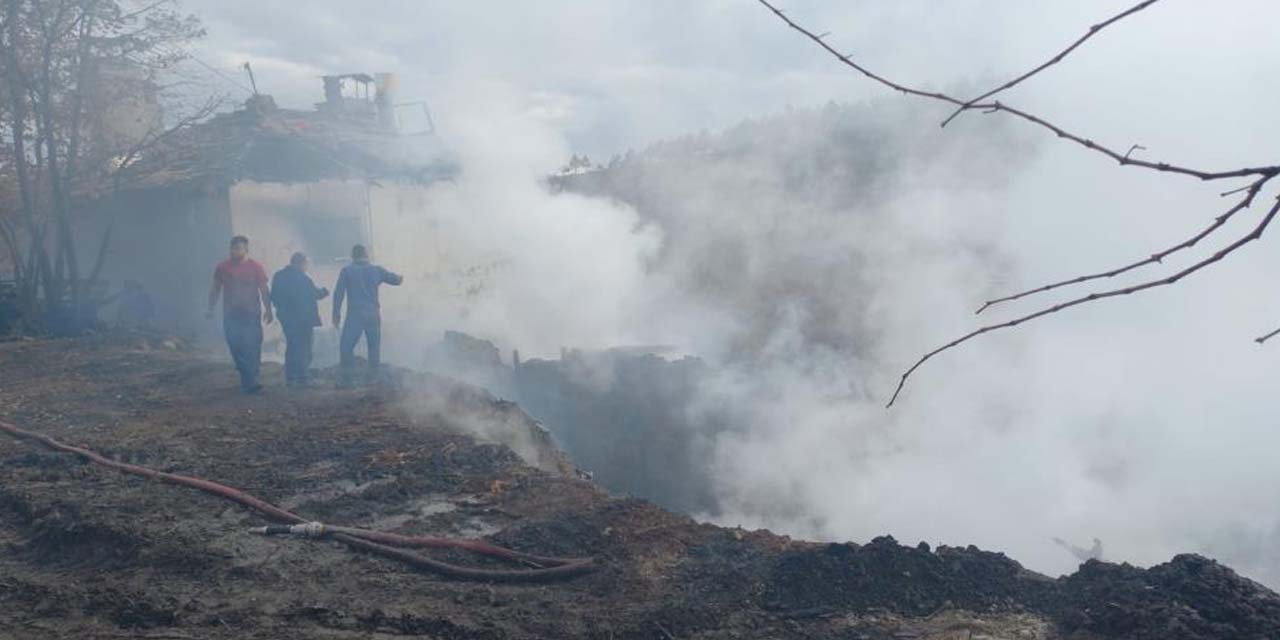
[1,333,1278,639]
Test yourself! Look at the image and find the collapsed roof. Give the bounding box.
[115,95,458,194]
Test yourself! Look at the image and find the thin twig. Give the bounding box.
[754,0,1279,182]
[889,195,1280,407]
[109,94,223,190]
[941,0,1163,127]
[117,0,175,23]
[1255,327,1280,344]
[758,0,1280,406]
[975,174,1274,314]
[1220,182,1256,197]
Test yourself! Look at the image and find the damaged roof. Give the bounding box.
[115,98,458,193]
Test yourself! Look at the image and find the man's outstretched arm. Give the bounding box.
[381,267,404,286]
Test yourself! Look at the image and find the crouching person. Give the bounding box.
[271,252,329,387]
[333,244,402,387]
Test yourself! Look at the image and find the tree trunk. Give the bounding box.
[2,0,54,316]
[0,217,23,285]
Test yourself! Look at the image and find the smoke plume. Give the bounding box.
[184,0,1280,588]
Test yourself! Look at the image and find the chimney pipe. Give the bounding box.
[375,72,399,131]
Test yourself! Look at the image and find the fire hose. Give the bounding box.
[0,419,595,582]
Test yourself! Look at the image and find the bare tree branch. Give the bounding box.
[757,1,1280,406]
[754,0,1279,182]
[1,0,206,328]
[117,0,174,22]
[85,93,221,287]
[1256,327,1280,345]
[940,0,1162,127]
[109,92,222,185]
[888,194,1280,407]
[975,173,1276,314]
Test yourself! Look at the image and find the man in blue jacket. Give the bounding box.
[271,252,329,387]
[333,244,402,386]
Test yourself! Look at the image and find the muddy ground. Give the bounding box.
[1,333,1278,639]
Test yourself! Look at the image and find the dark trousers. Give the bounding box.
[339,311,381,379]
[282,322,314,384]
[223,314,263,391]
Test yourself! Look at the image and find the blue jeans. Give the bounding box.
[339,310,381,380]
[223,314,263,391]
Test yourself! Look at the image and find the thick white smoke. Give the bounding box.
[379,92,1280,589]
[359,83,1280,588]
[185,0,1280,588]
[372,81,663,361]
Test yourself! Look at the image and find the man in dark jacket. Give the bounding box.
[333,244,402,386]
[271,252,329,387]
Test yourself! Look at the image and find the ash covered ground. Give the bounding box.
[1,333,1278,639]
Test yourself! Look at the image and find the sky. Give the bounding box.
[177,0,1280,165]
[170,0,1280,585]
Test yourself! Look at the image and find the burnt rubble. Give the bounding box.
[420,331,724,515]
[2,334,1279,639]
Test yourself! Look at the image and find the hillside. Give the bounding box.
[1,333,1279,639]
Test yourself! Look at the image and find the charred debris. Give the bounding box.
[0,53,1276,640]
[423,330,722,516]
[3,334,1280,639]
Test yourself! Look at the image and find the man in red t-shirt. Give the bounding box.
[206,236,273,393]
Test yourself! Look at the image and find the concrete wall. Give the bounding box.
[228,179,371,359]
[218,178,505,366]
[72,176,503,358]
[366,180,449,343]
[66,175,502,355]
[229,179,370,271]
[367,180,508,366]
[77,187,233,335]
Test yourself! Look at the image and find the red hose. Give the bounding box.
[325,526,584,568]
[0,419,595,582]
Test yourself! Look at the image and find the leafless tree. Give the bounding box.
[0,0,208,332]
[756,0,1280,406]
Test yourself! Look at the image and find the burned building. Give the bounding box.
[74,74,458,337]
